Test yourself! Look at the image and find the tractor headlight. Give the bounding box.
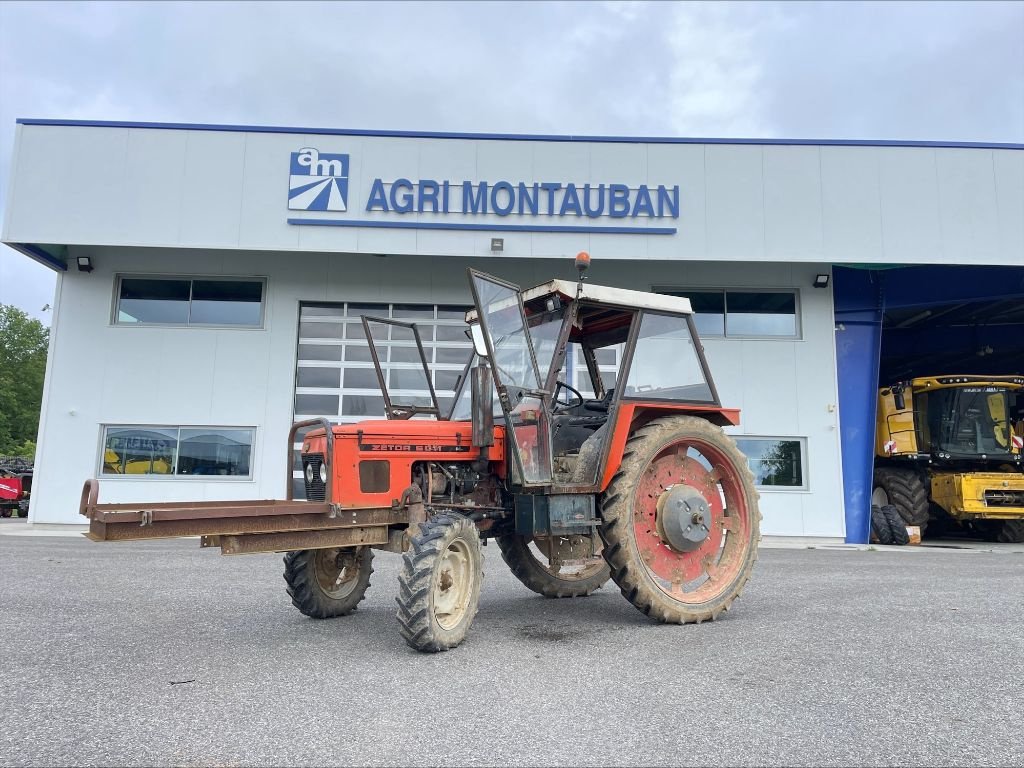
[319,463,328,484]
[304,463,314,483]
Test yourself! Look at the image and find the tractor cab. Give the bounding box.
[464,268,729,490]
[360,262,731,493]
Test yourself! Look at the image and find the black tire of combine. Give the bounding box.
[881,504,910,546]
[396,513,483,653]
[0,507,12,519]
[283,547,373,619]
[18,500,29,519]
[992,520,1024,544]
[599,415,760,624]
[873,467,929,532]
[870,505,892,545]
[496,534,610,598]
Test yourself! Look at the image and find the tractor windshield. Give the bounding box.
[923,387,1015,458]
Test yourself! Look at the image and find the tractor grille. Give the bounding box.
[984,489,1024,507]
[303,453,326,501]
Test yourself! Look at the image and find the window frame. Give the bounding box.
[97,424,258,481]
[651,286,802,340]
[732,436,809,491]
[112,274,268,329]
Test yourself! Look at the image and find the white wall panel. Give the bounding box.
[705,144,765,262]
[936,148,1000,264]
[820,146,884,263]
[763,146,823,262]
[878,148,942,263]
[993,151,1024,265]
[4,124,1019,268]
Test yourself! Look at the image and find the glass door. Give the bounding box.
[468,271,553,485]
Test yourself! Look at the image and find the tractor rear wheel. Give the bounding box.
[599,415,760,624]
[496,534,609,598]
[881,504,910,545]
[872,467,929,532]
[283,547,373,619]
[396,513,483,652]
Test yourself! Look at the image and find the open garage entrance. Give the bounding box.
[834,265,1024,543]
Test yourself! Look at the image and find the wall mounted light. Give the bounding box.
[76,256,94,273]
[490,238,504,252]
[813,273,830,288]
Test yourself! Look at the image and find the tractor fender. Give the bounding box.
[599,402,741,492]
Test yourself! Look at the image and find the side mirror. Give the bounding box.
[469,324,488,357]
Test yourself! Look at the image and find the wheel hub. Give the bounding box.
[655,485,712,552]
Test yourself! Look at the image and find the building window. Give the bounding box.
[100,426,255,478]
[733,437,806,488]
[115,277,264,327]
[654,289,799,338]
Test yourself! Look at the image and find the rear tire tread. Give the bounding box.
[599,416,761,625]
[496,534,610,598]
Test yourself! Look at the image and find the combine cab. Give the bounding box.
[874,375,1024,542]
[81,258,761,652]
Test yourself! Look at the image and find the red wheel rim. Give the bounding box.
[633,438,752,603]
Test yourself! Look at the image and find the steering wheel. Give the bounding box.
[553,380,584,411]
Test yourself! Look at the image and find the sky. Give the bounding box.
[1,0,1022,324]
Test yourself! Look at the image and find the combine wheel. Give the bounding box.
[880,504,909,545]
[283,547,373,619]
[396,514,483,652]
[872,468,929,533]
[496,534,610,598]
[989,520,1024,544]
[18,500,29,519]
[870,505,893,545]
[0,507,11,519]
[599,415,760,624]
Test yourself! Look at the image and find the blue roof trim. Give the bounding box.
[6,242,68,272]
[288,218,676,235]
[15,118,1024,150]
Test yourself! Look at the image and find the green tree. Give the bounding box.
[0,305,49,456]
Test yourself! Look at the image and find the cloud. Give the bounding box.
[1,0,1021,321]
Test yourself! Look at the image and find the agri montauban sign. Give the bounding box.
[287,147,678,234]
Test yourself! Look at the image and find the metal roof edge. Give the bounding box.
[14,119,1024,150]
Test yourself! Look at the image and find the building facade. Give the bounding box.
[3,120,1022,539]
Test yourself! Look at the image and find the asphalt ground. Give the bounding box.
[1,531,1022,767]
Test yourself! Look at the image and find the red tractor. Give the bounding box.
[0,458,32,519]
[81,259,760,652]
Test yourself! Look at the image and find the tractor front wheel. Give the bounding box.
[497,534,610,598]
[396,513,483,652]
[283,547,374,619]
[600,415,760,624]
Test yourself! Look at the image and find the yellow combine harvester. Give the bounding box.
[873,375,1024,543]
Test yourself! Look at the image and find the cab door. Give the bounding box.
[468,270,553,485]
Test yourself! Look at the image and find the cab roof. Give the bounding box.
[465,279,692,323]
